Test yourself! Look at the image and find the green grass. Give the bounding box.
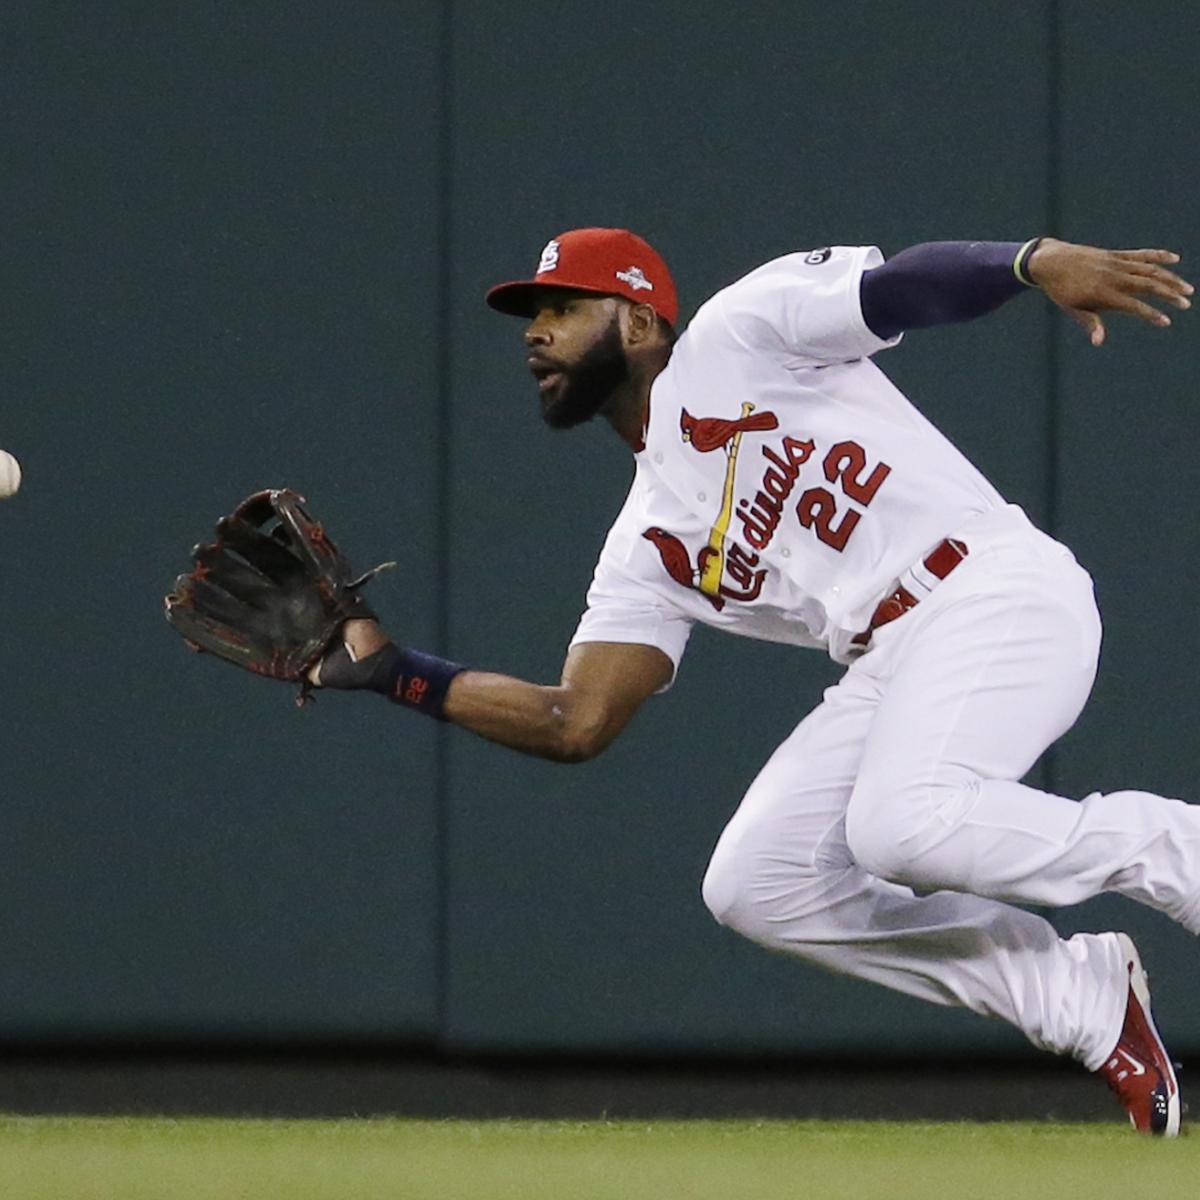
[0,1117,1195,1200]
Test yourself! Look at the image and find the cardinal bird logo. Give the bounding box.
[645,403,778,608]
[680,407,779,454]
[642,527,725,610]
[679,402,777,597]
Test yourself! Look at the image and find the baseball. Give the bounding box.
[0,449,21,498]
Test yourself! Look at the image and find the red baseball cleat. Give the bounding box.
[1097,934,1181,1136]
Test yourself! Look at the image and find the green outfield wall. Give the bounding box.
[0,1,1196,1058]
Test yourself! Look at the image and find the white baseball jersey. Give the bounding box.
[570,244,1012,672]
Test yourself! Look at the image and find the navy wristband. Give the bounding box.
[372,645,466,720]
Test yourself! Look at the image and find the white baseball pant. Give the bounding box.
[702,516,1200,1069]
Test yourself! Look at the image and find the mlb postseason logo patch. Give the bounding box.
[537,239,560,274]
[615,265,653,291]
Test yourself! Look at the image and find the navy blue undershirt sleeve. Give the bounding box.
[860,240,1035,340]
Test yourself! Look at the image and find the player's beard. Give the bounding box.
[540,316,630,430]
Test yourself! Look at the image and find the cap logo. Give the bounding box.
[615,265,653,292]
[537,239,560,275]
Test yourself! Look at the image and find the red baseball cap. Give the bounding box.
[486,227,678,326]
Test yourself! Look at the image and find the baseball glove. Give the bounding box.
[164,488,394,704]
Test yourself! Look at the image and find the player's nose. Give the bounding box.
[524,312,553,346]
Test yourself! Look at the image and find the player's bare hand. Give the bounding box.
[307,618,393,687]
[1026,238,1193,346]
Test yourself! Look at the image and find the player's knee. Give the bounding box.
[844,817,904,881]
[844,784,921,881]
[701,838,745,928]
[702,833,801,945]
[702,831,780,938]
[844,778,970,884]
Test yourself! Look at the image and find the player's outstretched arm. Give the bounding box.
[310,620,672,763]
[861,238,1192,344]
[1025,238,1193,346]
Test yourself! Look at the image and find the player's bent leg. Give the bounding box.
[703,828,1129,1069]
[700,660,883,925]
[702,686,1126,1070]
[843,546,1200,931]
[702,605,1179,1128]
[705,821,1180,1132]
[848,776,1200,932]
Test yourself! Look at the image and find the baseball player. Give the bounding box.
[311,227,1196,1134]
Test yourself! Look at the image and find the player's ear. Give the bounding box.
[623,301,659,346]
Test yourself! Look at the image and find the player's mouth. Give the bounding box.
[528,356,565,395]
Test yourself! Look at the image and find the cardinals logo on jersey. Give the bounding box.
[641,401,776,610]
[642,528,719,608]
[679,407,779,453]
[682,402,776,599]
[647,402,894,606]
[641,527,767,611]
